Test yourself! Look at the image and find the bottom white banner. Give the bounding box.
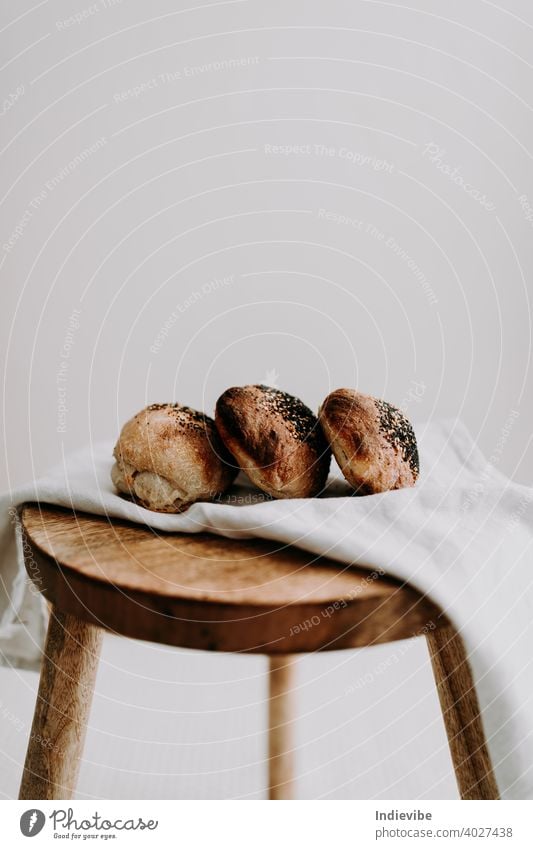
[1,799,531,848]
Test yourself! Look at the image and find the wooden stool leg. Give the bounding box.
[268,655,296,800]
[426,625,499,800]
[19,608,103,800]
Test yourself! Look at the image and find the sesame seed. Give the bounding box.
[253,385,327,449]
[375,399,420,476]
[144,403,213,432]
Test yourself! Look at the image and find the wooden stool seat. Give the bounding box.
[22,503,442,654]
[18,503,499,801]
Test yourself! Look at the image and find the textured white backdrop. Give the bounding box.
[1,0,531,798]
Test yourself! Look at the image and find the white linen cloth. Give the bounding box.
[0,419,532,799]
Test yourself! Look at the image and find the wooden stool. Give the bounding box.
[18,503,499,801]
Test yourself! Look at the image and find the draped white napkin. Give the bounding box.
[1,418,532,798]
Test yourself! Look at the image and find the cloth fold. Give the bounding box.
[1,418,532,798]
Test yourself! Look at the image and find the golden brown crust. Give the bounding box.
[215,385,331,499]
[319,389,419,494]
[112,403,237,512]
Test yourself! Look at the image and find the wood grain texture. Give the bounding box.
[426,625,499,800]
[19,608,102,800]
[21,503,443,653]
[268,655,296,800]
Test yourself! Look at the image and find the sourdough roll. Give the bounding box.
[215,385,331,499]
[319,389,419,494]
[112,403,237,512]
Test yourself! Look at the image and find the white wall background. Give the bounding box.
[1,0,532,799]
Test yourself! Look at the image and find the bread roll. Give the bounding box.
[319,389,419,494]
[112,403,237,512]
[215,384,331,499]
